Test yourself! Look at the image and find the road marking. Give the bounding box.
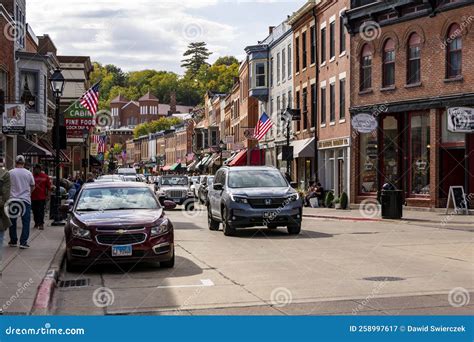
[156,279,215,289]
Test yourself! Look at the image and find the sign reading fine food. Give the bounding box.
[351,113,378,133]
[447,107,474,133]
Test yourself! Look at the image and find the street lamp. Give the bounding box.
[82,128,89,176]
[49,68,65,226]
[218,140,225,166]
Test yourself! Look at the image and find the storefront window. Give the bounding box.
[383,116,399,186]
[359,133,378,193]
[410,113,430,195]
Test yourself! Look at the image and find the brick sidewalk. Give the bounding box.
[0,222,64,315]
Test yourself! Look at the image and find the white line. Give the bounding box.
[156,279,215,289]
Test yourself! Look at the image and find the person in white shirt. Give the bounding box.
[7,155,35,249]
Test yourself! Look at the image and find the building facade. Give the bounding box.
[345,0,474,207]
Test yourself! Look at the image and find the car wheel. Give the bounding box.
[287,224,301,235]
[208,209,220,231]
[161,251,175,268]
[222,207,236,236]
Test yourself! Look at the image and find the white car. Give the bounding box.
[190,176,201,197]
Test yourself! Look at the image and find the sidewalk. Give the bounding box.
[0,221,64,315]
[303,206,474,226]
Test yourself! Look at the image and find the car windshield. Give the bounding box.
[76,187,159,211]
[161,176,188,186]
[228,170,288,188]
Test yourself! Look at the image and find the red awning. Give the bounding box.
[38,139,71,163]
[228,150,247,167]
[228,149,264,167]
[162,165,172,171]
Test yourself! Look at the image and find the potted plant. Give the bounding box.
[340,192,348,210]
[334,197,341,209]
[325,191,334,208]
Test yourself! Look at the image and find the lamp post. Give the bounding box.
[49,68,65,226]
[82,128,89,177]
[218,140,225,167]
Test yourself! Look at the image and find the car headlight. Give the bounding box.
[71,222,91,240]
[151,219,170,237]
[230,194,248,204]
[187,191,194,196]
[287,193,300,202]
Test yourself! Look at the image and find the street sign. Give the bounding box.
[2,104,26,134]
[447,107,474,133]
[352,113,378,133]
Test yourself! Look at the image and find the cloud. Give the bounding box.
[26,0,305,72]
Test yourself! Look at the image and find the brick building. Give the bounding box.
[345,0,474,207]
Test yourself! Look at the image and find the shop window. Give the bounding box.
[382,39,395,87]
[407,33,421,84]
[410,113,430,195]
[20,71,38,112]
[360,44,372,91]
[446,23,462,78]
[359,133,378,193]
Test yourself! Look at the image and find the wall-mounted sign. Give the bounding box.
[225,136,234,144]
[447,107,474,133]
[351,113,378,133]
[64,101,95,138]
[317,137,351,150]
[2,104,26,134]
[244,128,256,140]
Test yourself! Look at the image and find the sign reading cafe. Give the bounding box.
[351,113,378,133]
[447,107,474,133]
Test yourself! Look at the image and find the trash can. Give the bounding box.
[380,190,403,219]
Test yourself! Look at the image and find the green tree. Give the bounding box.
[181,42,212,77]
[214,56,239,66]
[133,117,183,138]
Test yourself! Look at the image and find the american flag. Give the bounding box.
[92,135,107,153]
[253,112,273,141]
[80,82,100,115]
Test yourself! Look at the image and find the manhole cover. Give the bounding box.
[363,276,405,282]
[58,279,90,288]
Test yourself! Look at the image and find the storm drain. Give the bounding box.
[363,276,406,282]
[58,279,91,288]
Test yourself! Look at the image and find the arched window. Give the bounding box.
[360,44,372,91]
[407,33,421,84]
[382,39,395,87]
[446,24,462,78]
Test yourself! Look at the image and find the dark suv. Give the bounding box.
[207,166,303,236]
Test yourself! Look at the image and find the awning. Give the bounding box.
[162,165,172,171]
[223,152,237,165]
[169,163,180,171]
[195,154,211,170]
[228,149,265,167]
[277,138,315,160]
[205,153,221,168]
[38,138,71,163]
[228,150,247,167]
[89,155,102,167]
[17,137,52,157]
[187,160,198,171]
[186,153,195,162]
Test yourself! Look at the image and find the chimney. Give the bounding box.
[169,91,177,115]
[269,26,275,35]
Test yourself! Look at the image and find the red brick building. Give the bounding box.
[345,0,474,207]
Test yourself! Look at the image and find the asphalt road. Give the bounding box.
[52,204,473,315]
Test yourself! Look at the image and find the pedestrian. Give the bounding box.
[0,159,11,272]
[86,173,95,183]
[8,155,35,249]
[31,164,51,230]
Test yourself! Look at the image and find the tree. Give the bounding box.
[181,42,212,77]
[214,56,239,66]
[133,117,183,138]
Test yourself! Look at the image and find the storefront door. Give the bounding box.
[380,115,402,188]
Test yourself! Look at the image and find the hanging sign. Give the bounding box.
[447,107,474,133]
[2,104,26,134]
[351,113,378,133]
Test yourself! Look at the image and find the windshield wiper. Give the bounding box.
[76,208,99,212]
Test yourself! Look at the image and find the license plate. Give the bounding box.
[263,212,272,218]
[173,199,180,203]
[111,245,132,257]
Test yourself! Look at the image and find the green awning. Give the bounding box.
[169,163,179,171]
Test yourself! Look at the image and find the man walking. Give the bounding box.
[31,164,51,230]
[8,156,35,249]
[0,159,11,271]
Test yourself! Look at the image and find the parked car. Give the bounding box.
[96,175,125,183]
[64,182,176,271]
[123,175,140,182]
[207,166,303,236]
[191,176,203,197]
[117,168,137,176]
[198,175,214,205]
[137,174,146,182]
[156,175,194,206]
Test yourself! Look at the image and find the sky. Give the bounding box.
[27,0,306,74]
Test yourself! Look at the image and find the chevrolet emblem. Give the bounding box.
[116,229,127,234]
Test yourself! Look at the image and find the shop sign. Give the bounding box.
[351,113,378,133]
[2,104,26,134]
[90,143,98,156]
[64,101,95,137]
[317,137,350,150]
[225,136,234,144]
[447,107,474,133]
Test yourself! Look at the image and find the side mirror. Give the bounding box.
[163,200,177,210]
[213,183,223,191]
[290,182,298,189]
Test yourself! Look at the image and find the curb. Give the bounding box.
[303,214,382,222]
[31,238,66,315]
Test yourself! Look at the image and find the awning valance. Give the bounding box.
[277,138,315,160]
[17,137,52,157]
